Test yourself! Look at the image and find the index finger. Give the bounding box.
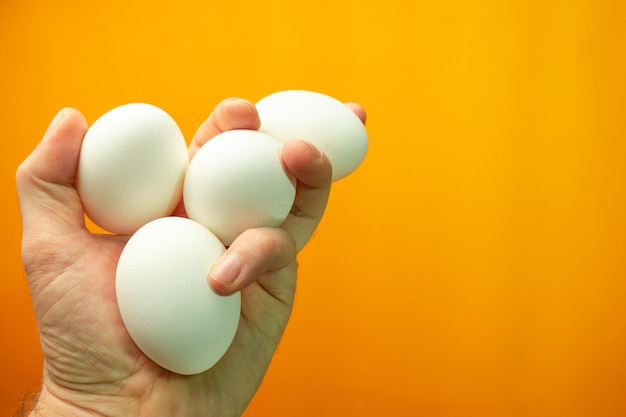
[172,98,261,217]
[188,98,260,160]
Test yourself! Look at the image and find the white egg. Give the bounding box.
[77,103,188,235]
[183,129,296,246]
[255,90,368,181]
[116,216,240,375]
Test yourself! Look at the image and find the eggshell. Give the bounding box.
[183,129,296,245]
[77,103,188,235]
[255,90,368,181]
[116,216,240,375]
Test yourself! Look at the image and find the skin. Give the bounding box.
[16,98,366,417]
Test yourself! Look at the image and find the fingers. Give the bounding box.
[188,98,260,160]
[207,141,331,297]
[200,100,361,298]
[189,100,362,159]
[209,227,296,297]
[16,108,89,236]
[171,98,262,217]
[278,103,362,250]
[280,140,333,251]
[17,108,87,187]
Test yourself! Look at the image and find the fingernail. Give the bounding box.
[306,141,323,160]
[44,109,64,139]
[210,251,242,287]
[232,97,254,107]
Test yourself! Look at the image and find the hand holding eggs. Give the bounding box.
[77,91,368,375]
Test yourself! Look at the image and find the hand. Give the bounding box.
[16,98,365,417]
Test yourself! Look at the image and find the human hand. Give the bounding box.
[16,98,365,417]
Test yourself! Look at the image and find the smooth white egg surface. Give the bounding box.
[255,90,368,181]
[116,216,241,375]
[77,103,188,235]
[183,129,296,245]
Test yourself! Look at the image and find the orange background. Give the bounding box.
[2,0,626,415]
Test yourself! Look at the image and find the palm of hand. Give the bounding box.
[26,225,291,416]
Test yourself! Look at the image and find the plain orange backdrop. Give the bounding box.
[2,0,626,416]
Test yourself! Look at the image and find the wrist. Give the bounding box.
[21,378,229,417]
[24,385,98,417]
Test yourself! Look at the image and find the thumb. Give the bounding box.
[16,108,89,239]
